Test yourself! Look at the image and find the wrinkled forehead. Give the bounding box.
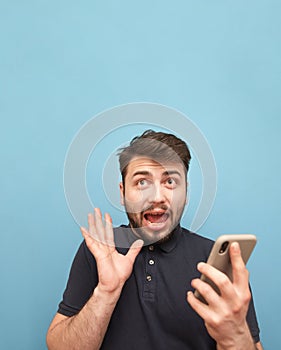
[125,156,186,178]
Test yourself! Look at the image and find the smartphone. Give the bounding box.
[194,234,257,304]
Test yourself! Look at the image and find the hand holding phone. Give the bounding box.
[194,234,257,304]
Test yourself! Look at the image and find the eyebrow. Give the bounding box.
[132,170,182,178]
[163,170,182,177]
[132,171,151,178]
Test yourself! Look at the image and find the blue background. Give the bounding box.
[1,1,280,349]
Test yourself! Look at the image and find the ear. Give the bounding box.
[185,181,189,205]
[119,182,125,206]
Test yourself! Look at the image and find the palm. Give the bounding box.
[81,209,143,294]
[96,247,137,292]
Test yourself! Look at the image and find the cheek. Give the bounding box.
[171,192,187,210]
[124,189,146,211]
[125,189,140,202]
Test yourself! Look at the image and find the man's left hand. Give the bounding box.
[187,242,256,349]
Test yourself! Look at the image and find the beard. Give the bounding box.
[124,203,184,245]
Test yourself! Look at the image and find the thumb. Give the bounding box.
[230,242,249,286]
[126,239,144,263]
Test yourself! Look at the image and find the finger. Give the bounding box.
[104,212,115,247]
[94,208,106,245]
[197,262,234,300]
[126,239,144,264]
[191,277,221,306]
[88,212,96,237]
[187,291,214,321]
[229,242,249,287]
[80,226,90,239]
[80,226,99,257]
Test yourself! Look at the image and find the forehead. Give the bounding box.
[125,157,186,177]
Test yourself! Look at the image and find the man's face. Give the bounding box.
[119,157,187,243]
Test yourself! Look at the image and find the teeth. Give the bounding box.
[144,212,168,224]
[146,212,165,215]
[144,213,164,218]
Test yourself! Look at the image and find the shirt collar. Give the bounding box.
[116,224,182,254]
[157,224,182,253]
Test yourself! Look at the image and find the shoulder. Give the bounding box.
[181,227,214,245]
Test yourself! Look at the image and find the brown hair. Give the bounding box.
[118,130,191,184]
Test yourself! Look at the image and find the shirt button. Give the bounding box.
[148,259,155,265]
[146,275,152,282]
[148,245,154,251]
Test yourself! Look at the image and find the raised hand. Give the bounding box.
[81,208,143,296]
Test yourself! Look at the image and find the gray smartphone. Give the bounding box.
[194,234,257,304]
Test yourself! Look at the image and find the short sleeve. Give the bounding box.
[246,288,261,343]
[58,241,98,317]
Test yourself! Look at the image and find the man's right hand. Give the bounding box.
[81,208,143,296]
[47,209,142,350]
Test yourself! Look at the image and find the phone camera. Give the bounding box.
[219,241,229,254]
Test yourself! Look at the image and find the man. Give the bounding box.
[47,130,263,349]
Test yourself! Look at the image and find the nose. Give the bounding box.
[148,183,166,203]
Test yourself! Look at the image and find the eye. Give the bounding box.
[137,179,149,187]
[165,178,176,188]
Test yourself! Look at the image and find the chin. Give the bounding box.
[132,226,174,245]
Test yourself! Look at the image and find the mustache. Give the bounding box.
[141,204,169,213]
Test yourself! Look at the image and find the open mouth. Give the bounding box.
[144,211,169,224]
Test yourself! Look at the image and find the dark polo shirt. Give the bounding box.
[58,225,260,349]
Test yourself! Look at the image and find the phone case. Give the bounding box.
[194,234,257,303]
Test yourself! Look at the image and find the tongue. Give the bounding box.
[146,214,167,223]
